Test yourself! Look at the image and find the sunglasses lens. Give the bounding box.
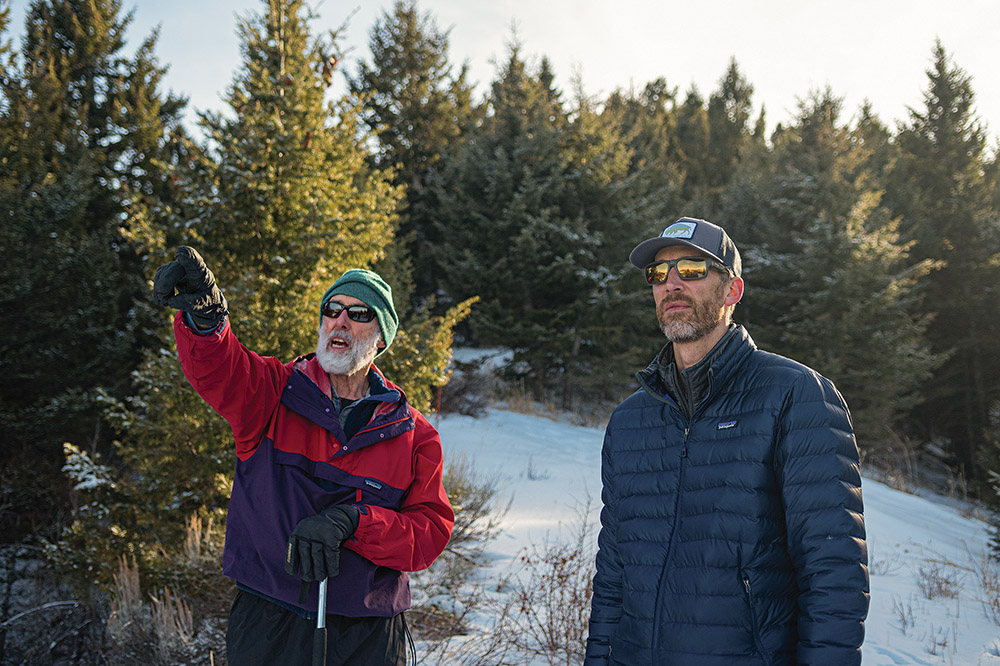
[645,258,712,283]
[323,302,375,322]
[676,259,708,280]
[347,306,375,322]
[645,264,669,284]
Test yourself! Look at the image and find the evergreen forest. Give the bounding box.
[1,0,999,662]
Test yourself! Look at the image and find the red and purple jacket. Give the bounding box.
[175,313,454,618]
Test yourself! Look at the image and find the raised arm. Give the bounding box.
[153,247,288,459]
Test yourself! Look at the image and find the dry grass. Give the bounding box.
[968,548,1000,625]
[414,502,596,666]
[149,586,194,655]
[915,560,962,600]
[108,554,144,642]
[105,519,207,664]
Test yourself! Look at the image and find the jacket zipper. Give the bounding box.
[651,424,690,666]
[742,574,770,666]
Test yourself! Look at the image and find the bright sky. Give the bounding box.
[5,0,1000,143]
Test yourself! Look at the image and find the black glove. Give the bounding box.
[285,504,360,581]
[152,246,228,329]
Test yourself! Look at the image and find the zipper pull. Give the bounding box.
[681,427,690,457]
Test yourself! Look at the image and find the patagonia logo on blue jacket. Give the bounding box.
[717,420,738,430]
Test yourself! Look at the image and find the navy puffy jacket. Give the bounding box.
[586,326,868,666]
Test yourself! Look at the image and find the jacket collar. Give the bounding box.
[294,354,402,405]
[283,354,412,446]
[637,324,755,411]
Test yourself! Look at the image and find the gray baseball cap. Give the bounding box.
[629,217,742,277]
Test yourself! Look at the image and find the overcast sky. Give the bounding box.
[6,0,1000,142]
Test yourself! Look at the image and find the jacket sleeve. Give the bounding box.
[345,410,455,572]
[174,312,289,460]
[585,427,622,666]
[775,371,869,666]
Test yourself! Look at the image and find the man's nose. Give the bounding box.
[659,267,685,290]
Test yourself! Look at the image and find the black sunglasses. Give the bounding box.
[644,257,730,284]
[322,301,376,323]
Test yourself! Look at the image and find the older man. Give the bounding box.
[153,247,453,666]
[585,218,869,666]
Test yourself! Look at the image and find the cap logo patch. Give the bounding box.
[661,221,696,239]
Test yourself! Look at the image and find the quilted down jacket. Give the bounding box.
[586,325,868,666]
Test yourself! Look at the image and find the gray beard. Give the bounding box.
[315,326,380,376]
[660,320,706,343]
[657,287,727,343]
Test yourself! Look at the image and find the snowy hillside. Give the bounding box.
[436,409,1000,665]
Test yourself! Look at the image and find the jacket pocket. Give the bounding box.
[741,572,772,666]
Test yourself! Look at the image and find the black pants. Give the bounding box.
[226,589,406,666]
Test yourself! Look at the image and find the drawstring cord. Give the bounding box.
[401,612,416,665]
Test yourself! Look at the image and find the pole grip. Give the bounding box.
[312,626,327,666]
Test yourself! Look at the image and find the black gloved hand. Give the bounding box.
[285,504,361,581]
[152,246,228,330]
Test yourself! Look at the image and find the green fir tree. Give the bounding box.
[0,0,185,538]
[721,91,943,451]
[885,41,1000,481]
[349,0,477,309]
[427,43,654,405]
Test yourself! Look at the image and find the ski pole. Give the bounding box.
[313,578,328,666]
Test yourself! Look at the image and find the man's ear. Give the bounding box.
[725,277,745,307]
[377,336,386,350]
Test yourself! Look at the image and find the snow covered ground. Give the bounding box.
[436,408,1000,665]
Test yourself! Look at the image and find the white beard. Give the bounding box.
[315,325,381,376]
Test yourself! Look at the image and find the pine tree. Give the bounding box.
[720,91,942,450]
[666,60,756,215]
[557,80,662,401]
[674,86,711,204]
[350,0,475,192]
[852,101,896,186]
[885,41,1000,481]
[427,43,645,404]
[141,0,400,494]
[603,78,677,171]
[600,77,685,227]
[428,45,572,394]
[705,58,754,196]
[348,0,477,308]
[0,0,185,537]
[0,2,10,67]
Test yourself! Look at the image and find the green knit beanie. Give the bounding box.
[319,269,398,356]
